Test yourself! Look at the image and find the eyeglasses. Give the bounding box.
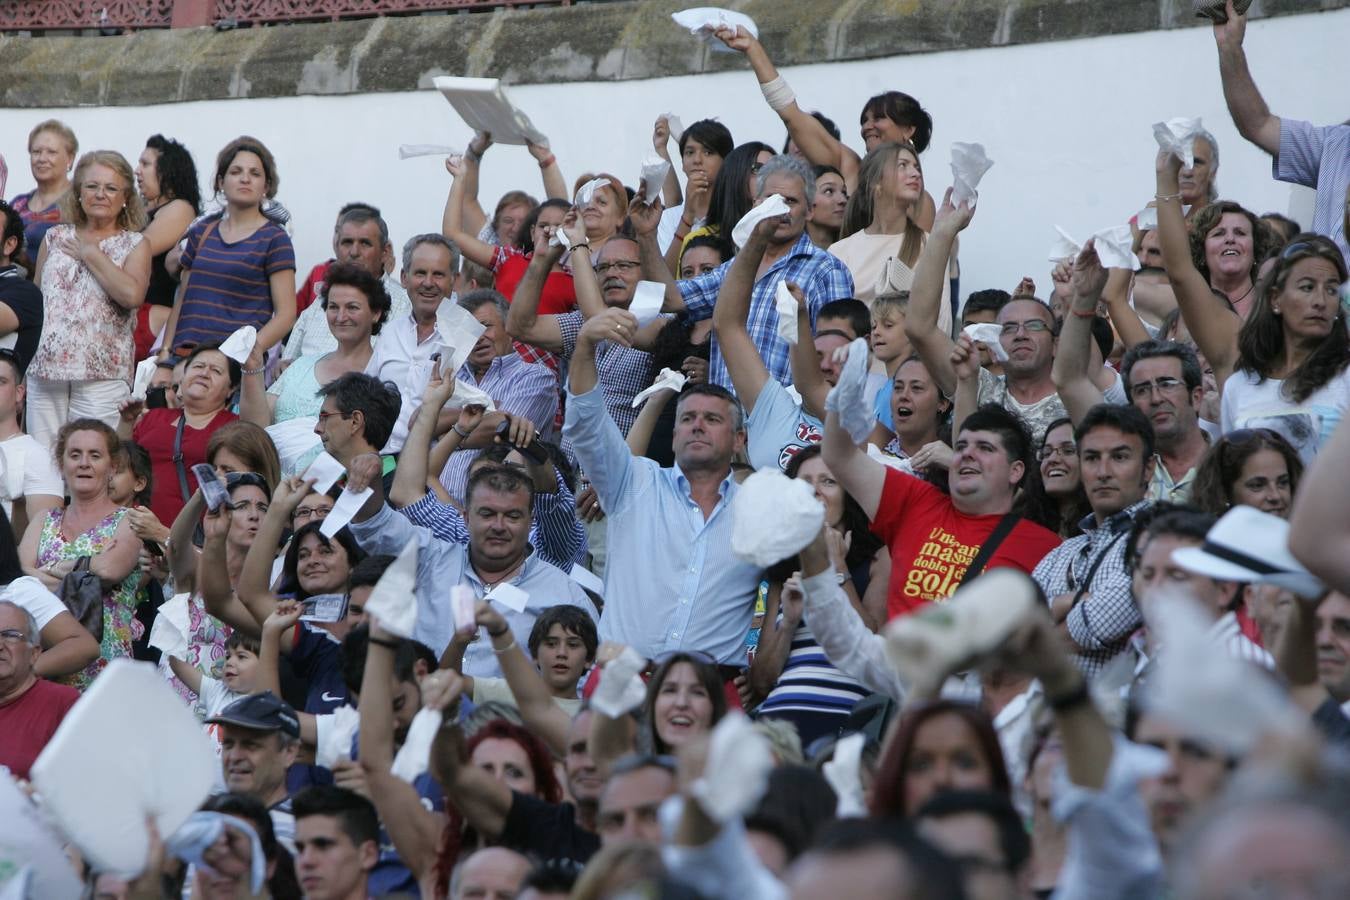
[999,320,1051,335]
[0,629,32,645]
[316,410,352,425]
[80,182,124,197]
[1038,442,1077,461]
[1128,376,1186,400]
[593,261,640,275]
[293,506,331,521]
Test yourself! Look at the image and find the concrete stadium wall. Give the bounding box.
[1,1,1346,293]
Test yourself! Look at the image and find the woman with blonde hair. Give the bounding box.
[9,119,78,263]
[27,150,149,447]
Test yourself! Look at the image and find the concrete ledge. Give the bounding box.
[0,0,1345,107]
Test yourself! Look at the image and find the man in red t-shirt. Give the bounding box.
[0,601,80,780]
[824,402,1061,619]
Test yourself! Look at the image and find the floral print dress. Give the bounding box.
[36,507,141,691]
[157,594,232,712]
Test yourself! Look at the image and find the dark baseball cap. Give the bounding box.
[206,691,301,739]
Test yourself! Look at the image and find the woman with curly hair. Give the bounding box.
[133,134,201,359]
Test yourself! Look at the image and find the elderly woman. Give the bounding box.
[26,150,150,447]
[159,136,296,358]
[1179,129,1220,221]
[9,119,78,263]
[133,134,201,360]
[119,342,240,526]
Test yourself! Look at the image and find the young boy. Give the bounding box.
[169,631,262,720]
[867,292,914,441]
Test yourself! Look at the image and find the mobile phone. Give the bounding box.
[143,539,164,557]
[145,386,169,409]
[494,419,549,465]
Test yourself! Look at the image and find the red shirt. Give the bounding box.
[0,678,80,780]
[872,469,1061,619]
[134,407,239,526]
[295,260,332,316]
[491,247,576,314]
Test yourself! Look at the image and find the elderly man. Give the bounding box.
[206,691,303,851]
[450,848,531,900]
[284,204,413,361]
[633,154,855,392]
[0,600,80,780]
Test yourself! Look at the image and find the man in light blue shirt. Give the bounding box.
[562,307,763,665]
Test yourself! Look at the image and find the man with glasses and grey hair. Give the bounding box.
[0,600,80,780]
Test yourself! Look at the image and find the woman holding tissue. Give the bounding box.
[19,420,142,690]
[158,135,296,358]
[25,149,150,448]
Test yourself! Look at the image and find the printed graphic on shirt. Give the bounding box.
[903,526,979,602]
[777,419,823,470]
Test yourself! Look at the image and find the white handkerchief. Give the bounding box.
[569,562,605,598]
[629,280,666,328]
[822,732,867,818]
[640,155,671,202]
[1153,116,1205,169]
[550,224,572,250]
[731,468,825,567]
[824,338,876,444]
[303,451,346,494]
[631,368,687,408]
[590,646,649,718]
[488,582,529,614]
[775,281,799,346]
[866,443,915,474]
[390,708,442,782]
[1136,206,1159,231]
[433,76,547,146]
[363,538,419,638]
[31,659,217,876]
[314,705,360,770]
[435,299,487,377]
[130,357,159,402]
[399,144,457,160]
[320,487,372,538]
[1048,225,1139,270]
[962,323,1009,363]
[450,584,477,634]
[575,177,608,208]
[148,592,193,661]
[670,7,759,52]
[661,113,685,142]
[266,417,323,476]
[219,325,257,365]
[0,771,83,898]
[731,193,789,249]
[1048,225,1082,262]
[449,379,496,413]
[949,142,993,206]
[689,711,774,823]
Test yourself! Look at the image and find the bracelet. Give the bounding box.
[487,626,509,639]
[242,367,265,377]
[492,637,518,655]
[1154,192,1182,202]
[1070,307,1097,319]
[1046,679,1092,712]
[368,635,401,650]
[571,241,591,253]
[537,153,556,169]
[453,424,472,438]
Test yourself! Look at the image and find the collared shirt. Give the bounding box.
[556,311,654,437]
[1033,500,1152,679]
[678,232,854,392]
[438,353,559,502]
[348,503,598,675]
[399,468,586,570]
[562,384,763,664]
[365,312,448,454]
[1275,118,1350,262]
[1146,454,1198,505]
[282,274,413,360]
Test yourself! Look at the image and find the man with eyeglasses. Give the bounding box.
[0,600,80,781]
[313,372,402,494]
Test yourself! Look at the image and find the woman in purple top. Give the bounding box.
[9,120,77,269]
[159,136,296,360]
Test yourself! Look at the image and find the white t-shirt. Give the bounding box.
[1220,368,1350,464]
[197,674,242,719]
[0,433,63,518]
[0,575,64,630]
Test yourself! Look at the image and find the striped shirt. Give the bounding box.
[177,215,295,350]
[1275,119,1350,263]
[757,620,869,745]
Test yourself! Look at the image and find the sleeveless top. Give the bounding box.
[143,204,179,308]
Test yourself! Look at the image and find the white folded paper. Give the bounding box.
[147,592,193,661]
[824,338,876,444]
[671,7,759,52]
[866,443,915,474]
[433,76,547,147]
[731,193,789,249]
[590,646,649,718]
[219,325,257,365]
[267,416,323,476]
[640,155,671,203]
[689,711,774,823]
[575,177,608,208]
[0,771,84,898]
[1048,225,1140,270]
[822,731,868,818]
[130,357,159,403]
[629,280,666,328]
[363,538,419,638]
[661,113,685,142]
[631,368,687,408]
[435,299,488,378]
[320,486,372,538]
[962,323,1009,363]
[774,281,799,346]
[949,142,993,207]
[303,451,346,494]
[488,582,529,614]
[731,468,825,567]
[1136,206,1159,232]
[315,704,360,770]
[569,562,605,598]
[451,584,477,634]
[1152,116,1205,169]
[31,659,217,876]
[390,708,442,783]
[399,144,458,160]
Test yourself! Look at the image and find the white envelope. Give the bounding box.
[731,193,789,249]
[31,659,217,876]
[689,711,774,823]
[962,322,1009,363]
[303,451,346,494]
[320,486,372,539]
[314,704,360,770]
[774,281,799,346]
[640,155,671,203]
[433,76,547,146]
[219,325,257,365]
[590,646,649,718]
[569,562,605,598]
[731,468,825,567]
[949,142,994,207]
[363,538,419,638]
[670,7,759,52]
[130,357,159,402]
[488,582,529,614]
[1153,116,1205,169]
[398,144,457,160]
[147,592,193,661]
[628,280,666,328]
[631,368,687,408]
[390,708,441,783]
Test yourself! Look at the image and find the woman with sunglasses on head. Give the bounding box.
[1191,428,1303,520]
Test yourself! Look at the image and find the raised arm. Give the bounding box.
[949,334,983,439]
[389,362,457,510]
[198,505,264,634]
[710,219,774,412]
[821,407,886,520]
[476,602,571,756]
[1213,2,1281,156]
[1102,268,1153,350]
[789,285,829,419]
[526,138,568,201]
[903,190,969,397]
[652,117,683,208]
[1290,415,1350,593]
[503,244,567,354]
[237,477,313,637]
[626,387,676,457]
[238,344,274,426]
[428,689,515,841]
[1156,150,1240,385]
[441,153,499,270]
[629,192,686,312]
[167,490,205,592]
[1052,242,1111,425]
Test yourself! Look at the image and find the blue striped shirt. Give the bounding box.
[1275,118,1350,262]
[177,215,295,350]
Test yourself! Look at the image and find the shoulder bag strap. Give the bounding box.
[172,413,192,503]
[959,513,1022,587]
[1071,532,1128,605]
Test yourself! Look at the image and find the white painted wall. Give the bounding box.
[2,10,1345,295]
